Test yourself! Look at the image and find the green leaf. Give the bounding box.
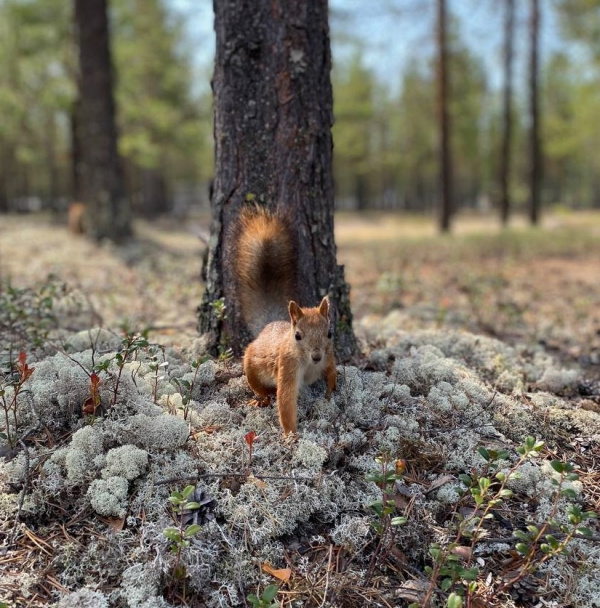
[545,534,560,550]
[447,592,463,608]
[462,567,479,580]
[371,522,383,534]
[182,485,196,498]
[478,477,491,491]
[370,501,384,517]
[184,524,202,537]
[163,528,182,543]
[478,447,490,462]
[458,474,472,486]
[262,584,279,602]
[576,526,593,539]
[391,516,408,526]
[550,460,569,474]
[513,530,530,541]
[441,577,453,591]
[561,488,577,500]
[515,543,529,555]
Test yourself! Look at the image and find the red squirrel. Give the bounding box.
[234,206,337,435]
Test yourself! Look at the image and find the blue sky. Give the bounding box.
[168,0,569,96]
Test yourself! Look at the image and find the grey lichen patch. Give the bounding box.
[122,413,189,450]
[536,367,580,393]
[331,514,372,550]
[102,445,149,480]
[25,353,92,428]
[293,438,328,470]
[185,359,216,388]
[120,563,167,608]
[65,327,121,354]
[3,323,599,608]
[87,475,129,518]
[194,400,244,428]
[64,425,105,483]
[58,588,110,608]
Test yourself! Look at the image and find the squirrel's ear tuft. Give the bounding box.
[289,301,303,324]
[318,296,330,319]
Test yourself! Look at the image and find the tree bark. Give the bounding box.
[45,112,59,214]
[74,0,131,241]
[0,143,9,213]
[198,0,356,361]
[500,0,514,226]
[437,0,453,232]
[529,0,542,225]
[70,96,84,203]
[140,168,169,217]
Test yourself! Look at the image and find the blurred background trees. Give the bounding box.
[0,0,599,228]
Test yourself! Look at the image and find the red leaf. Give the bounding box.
[82,397,97,415]
[17,352,34,381]
[245,431,257,447]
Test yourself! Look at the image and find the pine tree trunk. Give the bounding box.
[198,0,356,361]
[71,96,84,203]
[437,0,453,232]
[0,143,8,213]
[74,0,131,241]
[45,113,59,214]
[500,0,514,226]
[141,168,169,217]
[529,0,541,225]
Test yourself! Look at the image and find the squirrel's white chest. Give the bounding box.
[300,358,326,387]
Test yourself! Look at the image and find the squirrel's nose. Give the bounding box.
[312,353,322,363]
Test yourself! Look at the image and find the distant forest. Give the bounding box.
[0,0,598,218]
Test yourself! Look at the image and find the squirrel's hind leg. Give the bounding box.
[245,363,276,407]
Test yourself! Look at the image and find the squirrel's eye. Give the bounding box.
[295,331,302,341]
[327,330,332,339]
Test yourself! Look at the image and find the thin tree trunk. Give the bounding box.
[437,0,452,232]
[70,97,84,202]
[355,174,368,211]
[198,0,356,361]
[500,0,515,226]
[74,0,131,241]
[0,143,9,213]
[529,0,541,225]
[45,113,59,214]
[141,168,169,217]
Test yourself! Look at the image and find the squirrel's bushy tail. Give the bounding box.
[235,206,296,336]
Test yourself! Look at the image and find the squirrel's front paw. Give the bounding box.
[281,431,298,445]
[248,396,272,407]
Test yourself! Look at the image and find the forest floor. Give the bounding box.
[2,209,599,374]
[1,210,600,608]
